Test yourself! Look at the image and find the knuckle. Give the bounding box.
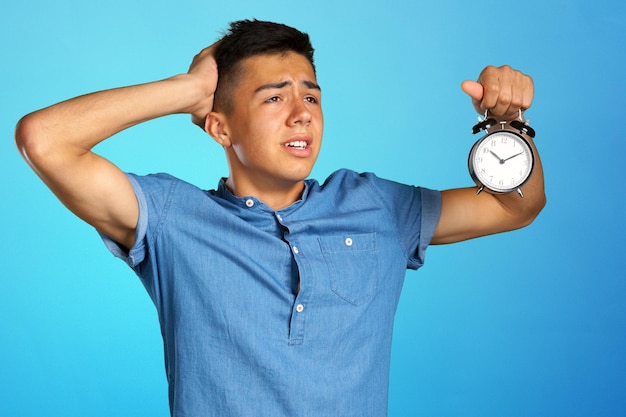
[499,90,512,104]
[484,64,499,73]
[510,97,524,109]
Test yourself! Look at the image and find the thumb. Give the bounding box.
[461,80,484,101]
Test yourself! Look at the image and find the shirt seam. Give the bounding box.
[361,176,412,267]
[149,175,179,249]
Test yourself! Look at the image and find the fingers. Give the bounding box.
[186,42,220,126]
[461,80,484,101]
[470,65,534,119]
[188,42,219,73]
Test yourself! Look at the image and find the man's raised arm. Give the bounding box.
[432,65,546,244]
[15,44,219,249]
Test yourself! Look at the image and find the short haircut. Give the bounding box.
[213,19,316,114]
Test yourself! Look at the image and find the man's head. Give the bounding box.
[212,19,316,114]
[205,20,323,207]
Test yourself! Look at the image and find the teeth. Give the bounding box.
[285,141,307,149]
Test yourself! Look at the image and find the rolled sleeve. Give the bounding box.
[408,187,441,269]
[99,174,149,268]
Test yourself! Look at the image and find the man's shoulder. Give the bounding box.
[317,168,380,188]
[128,172,210,192]
[303,169,390,207]
[315,169,410,198]
[313,168,439,208]
[125,172,216,208]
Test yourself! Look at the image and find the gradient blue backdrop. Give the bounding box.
[2,1,625,416]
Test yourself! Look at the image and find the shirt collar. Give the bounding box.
[215,178,314,214]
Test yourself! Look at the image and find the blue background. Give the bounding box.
[2,1,625,416]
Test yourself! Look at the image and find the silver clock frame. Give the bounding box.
[468,123,535,198]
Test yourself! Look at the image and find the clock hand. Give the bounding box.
[502,151,524,162]
[489,150,505,164]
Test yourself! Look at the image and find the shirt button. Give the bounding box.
[276,214,283,222]
[245,199,254,208]
[292,246,299,254]
[296,304,305,313]
[345,237,353,246]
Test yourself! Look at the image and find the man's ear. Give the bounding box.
[205,112,232,147]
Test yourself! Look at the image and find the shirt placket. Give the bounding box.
[277,212,309,346]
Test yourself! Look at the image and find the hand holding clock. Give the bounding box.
[461,66,538,197]
[431,65,545,244]
[461,65,534,120]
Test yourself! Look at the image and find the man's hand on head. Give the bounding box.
[187,41,220,129]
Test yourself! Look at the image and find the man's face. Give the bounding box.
[216,52,323,200]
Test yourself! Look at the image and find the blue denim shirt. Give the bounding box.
[102,169,441,417]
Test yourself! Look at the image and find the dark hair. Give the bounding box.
[213,19,316,113]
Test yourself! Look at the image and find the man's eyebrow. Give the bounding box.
[302,80,321,91]
[255,80,321,93]
[255,81,291,93]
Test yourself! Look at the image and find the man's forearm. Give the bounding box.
[16,74,205,161]
[489,133,546,227]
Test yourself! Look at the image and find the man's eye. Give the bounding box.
[265,96,280,103]
[305,96,318,104]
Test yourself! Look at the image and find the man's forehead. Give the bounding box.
[240,52,317,82]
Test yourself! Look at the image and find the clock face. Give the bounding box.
[469,130,534,193]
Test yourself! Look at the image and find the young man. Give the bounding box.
[15,19,545,417]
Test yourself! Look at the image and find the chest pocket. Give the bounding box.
[318,233,379,306]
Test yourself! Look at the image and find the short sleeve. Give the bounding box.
[363,172,441,270]
[99,173,174,268]
[98,174,147,267]
[412,187,441,269]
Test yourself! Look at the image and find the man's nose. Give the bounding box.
[288,99,312,126]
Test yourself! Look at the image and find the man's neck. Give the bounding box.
[225,177,305,211]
